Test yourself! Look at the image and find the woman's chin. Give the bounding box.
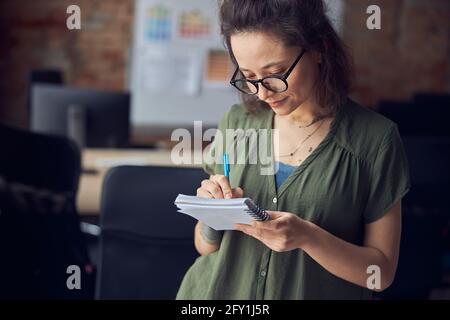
[270,104,295,116]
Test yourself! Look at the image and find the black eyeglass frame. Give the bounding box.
[229,49,306,95]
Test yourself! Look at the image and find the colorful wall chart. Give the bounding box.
[177,10,211,39]
[144,4,172,42]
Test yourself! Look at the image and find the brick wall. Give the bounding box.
[342,0,450,106]
[0,0,134,127]
[0,0,449,128]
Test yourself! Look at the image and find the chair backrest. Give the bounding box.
[0,123,79,191]
[0,123,94,299]
[96,165,206,299]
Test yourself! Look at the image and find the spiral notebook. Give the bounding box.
[174,194,269,230]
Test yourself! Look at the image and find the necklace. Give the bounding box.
[296,115,327,128]
[279,118,325,159]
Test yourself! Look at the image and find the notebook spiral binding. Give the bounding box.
[244,199,270,221]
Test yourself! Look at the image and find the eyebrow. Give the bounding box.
[239,61,285,72]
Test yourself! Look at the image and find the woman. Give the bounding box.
[176,0,411,299]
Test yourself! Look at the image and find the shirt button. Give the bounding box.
[260,270,267,277]
[272,197,277,204]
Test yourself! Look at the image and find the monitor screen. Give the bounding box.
[31,84,130,148]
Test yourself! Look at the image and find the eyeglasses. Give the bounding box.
[230,49,306,95]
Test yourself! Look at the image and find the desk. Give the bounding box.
[77,148,203,215]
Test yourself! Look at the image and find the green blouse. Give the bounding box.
[176,98,411,300]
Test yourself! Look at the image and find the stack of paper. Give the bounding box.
[174,194,258,230]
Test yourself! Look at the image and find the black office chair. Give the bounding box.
[0,123,95,299]
[96,165,206,299]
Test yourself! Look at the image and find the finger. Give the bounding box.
[234,223,252,235]
[201,179,224,199]
[253,218,283,230]
[266,210,285,219]
[235,223,264,240]
[232,187,244,198]
[196,188,213,198]
[253,211,287,230]
[211,175,233,199]
[234,223,248,231]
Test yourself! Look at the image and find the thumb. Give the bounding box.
[231,187,244,198]
[266,210,285,219]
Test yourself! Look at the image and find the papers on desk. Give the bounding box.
[174,194,269,230]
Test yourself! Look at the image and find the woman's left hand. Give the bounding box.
[234,211,313,252]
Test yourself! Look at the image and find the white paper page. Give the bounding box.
[175,194,248,206]
[176,205,254,230]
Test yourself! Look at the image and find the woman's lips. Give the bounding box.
[268,97,288,108]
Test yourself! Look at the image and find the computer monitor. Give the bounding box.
[31,84,130,148]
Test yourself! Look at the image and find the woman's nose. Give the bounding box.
[257,85,273,102]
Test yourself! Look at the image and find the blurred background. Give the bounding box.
[0,0,449,300]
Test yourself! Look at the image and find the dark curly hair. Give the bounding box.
[220,0,353,116]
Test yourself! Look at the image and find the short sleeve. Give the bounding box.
[363,125,411,223]
[202,106,232,176]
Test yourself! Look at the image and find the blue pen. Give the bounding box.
[223,153,230,178]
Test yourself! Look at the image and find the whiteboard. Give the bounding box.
[129,0,344,127]
[130,0,238,127]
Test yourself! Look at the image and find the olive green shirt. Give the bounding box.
[176,98,411,300]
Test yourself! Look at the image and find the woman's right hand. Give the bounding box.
[197,175,244,199]
[194,175,243,256]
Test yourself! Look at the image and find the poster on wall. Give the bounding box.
[132,0,224,96]
[141,1,218,45]
[140,0,219,46]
